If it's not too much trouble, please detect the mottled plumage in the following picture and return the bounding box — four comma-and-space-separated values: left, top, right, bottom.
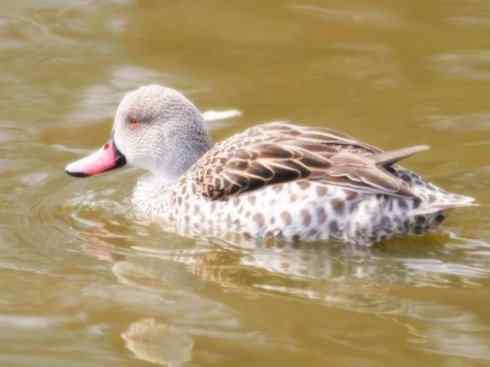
66, 85, 476, 246
133, 120, 475, 246
193, 123, 426, 200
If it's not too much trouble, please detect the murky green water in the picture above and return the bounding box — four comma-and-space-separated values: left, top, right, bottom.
1, 1, 490, 365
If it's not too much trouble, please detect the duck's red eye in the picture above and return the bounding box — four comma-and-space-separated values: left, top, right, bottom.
129, 118, 140, 130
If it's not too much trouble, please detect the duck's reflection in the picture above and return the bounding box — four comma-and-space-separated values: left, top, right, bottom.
121, 318, 193, 367
79, 221, 490, 365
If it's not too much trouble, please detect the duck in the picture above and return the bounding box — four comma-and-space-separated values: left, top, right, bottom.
65, 84, 475, 246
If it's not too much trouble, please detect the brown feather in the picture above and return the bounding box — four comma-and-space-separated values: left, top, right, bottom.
191, 122, 421, 200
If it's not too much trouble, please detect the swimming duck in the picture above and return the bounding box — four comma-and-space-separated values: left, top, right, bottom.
65, 85, 475, 245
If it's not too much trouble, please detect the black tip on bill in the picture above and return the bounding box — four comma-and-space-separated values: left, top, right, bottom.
65, 169, 89, 178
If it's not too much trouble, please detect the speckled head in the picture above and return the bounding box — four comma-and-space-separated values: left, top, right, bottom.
65, 85, 213, 181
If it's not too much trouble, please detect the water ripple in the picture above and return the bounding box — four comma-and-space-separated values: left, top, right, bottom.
431, 51, 490, 81
289, 4, 403, 29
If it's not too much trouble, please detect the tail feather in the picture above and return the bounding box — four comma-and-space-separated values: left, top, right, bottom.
410, 194, 477, 216
373, 145, 430, 166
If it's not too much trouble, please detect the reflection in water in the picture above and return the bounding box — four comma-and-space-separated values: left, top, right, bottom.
122, 318, 193, 367
108, 258, 270, 365
73, 206, 490, 364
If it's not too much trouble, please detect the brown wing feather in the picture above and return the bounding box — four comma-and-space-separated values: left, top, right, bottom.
192, 122, 422, 200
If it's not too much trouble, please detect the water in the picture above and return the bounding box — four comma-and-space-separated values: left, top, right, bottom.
1, 1, 490, 366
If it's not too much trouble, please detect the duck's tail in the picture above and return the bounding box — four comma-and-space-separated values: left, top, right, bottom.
373, 145, 431, 166
371, 144, 477, 216
410, 192, 477, 216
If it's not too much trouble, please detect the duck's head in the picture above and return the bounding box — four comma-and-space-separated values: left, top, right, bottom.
65, 85, 212, 181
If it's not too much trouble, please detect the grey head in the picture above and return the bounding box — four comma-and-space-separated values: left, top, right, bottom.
65, 85, 213, 181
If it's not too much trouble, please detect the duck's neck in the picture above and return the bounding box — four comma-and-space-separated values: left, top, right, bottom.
153, 137, 213, 183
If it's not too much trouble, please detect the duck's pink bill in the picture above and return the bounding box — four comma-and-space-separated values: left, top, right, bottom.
65, 141, 126, 177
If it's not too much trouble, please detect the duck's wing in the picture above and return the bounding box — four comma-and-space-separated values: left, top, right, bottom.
193, 122, 428, 200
